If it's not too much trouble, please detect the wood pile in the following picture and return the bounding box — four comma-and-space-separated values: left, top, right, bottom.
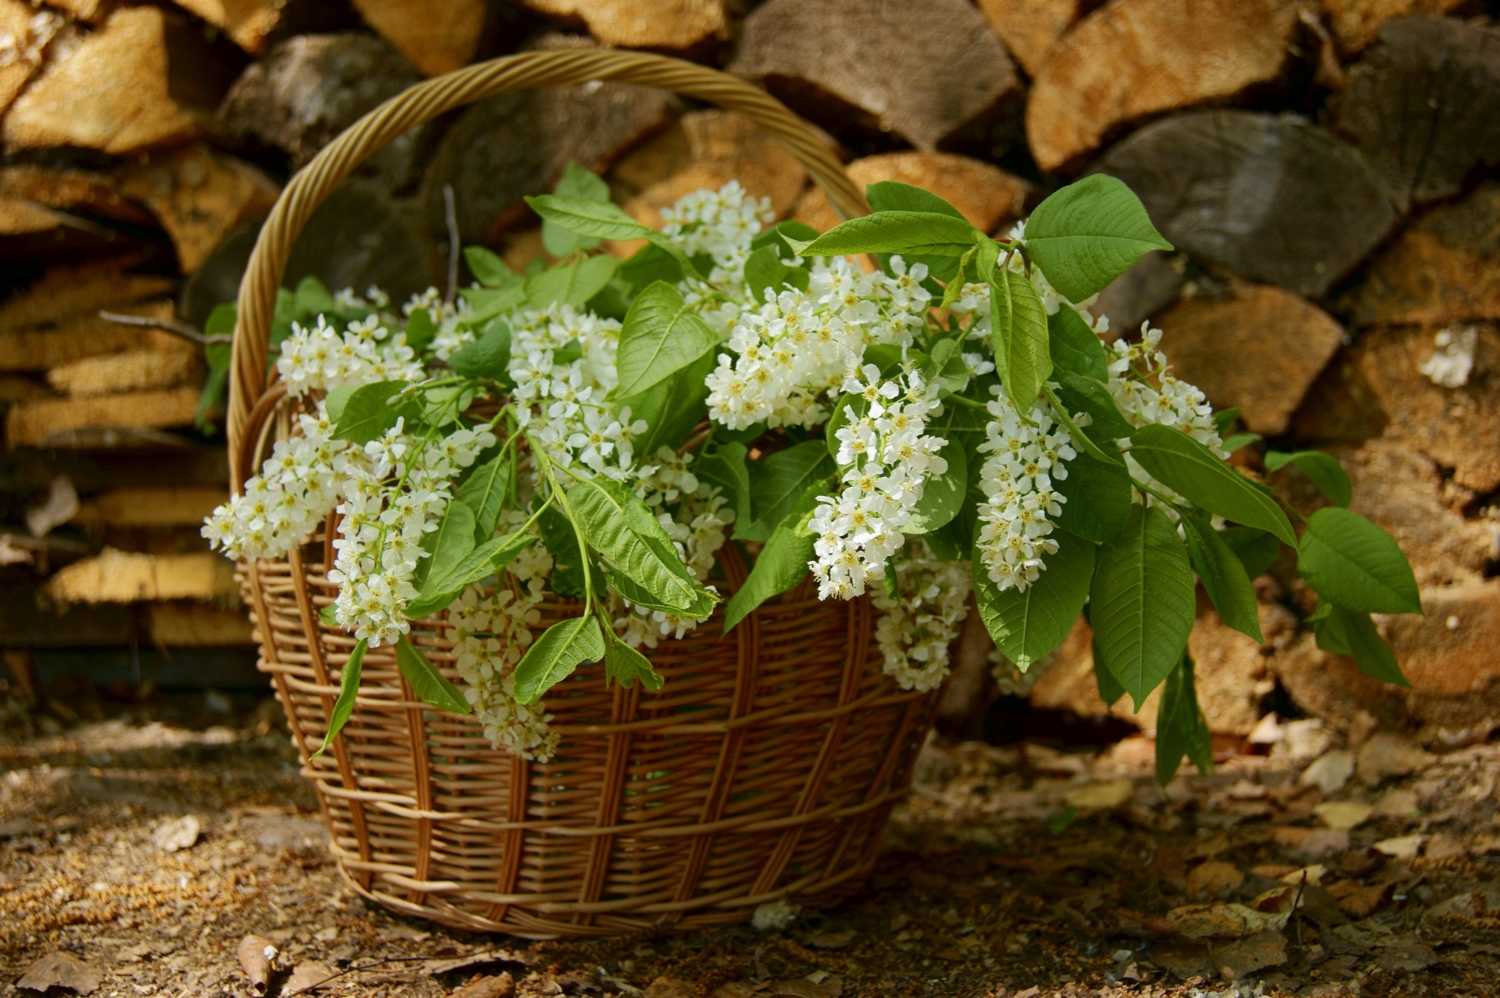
0, 0, 1495, 744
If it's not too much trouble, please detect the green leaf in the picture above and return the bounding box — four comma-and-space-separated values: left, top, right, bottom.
538, 504, 586, 598
1316, 605, 1410, 686
603, 632, 663, 691
567, 477, 717, 618
1129, 425, 1296, 545
1056, 453, 1132, 544
1023, 174, 1174, 302
1090, 503, 1196, 708
989, 266, 1051, 414
866, 181, 966, 219
1223, 432, 1261, 453
1266, 450, 1352, 507
525, 255, 619, 309
513, 615, 605, 704
542, 163, 612, 256
612, 281, 721, 399
404, 308, 436, 352
413, 500, 477, 592
923, 338, 971, 395
1094, 654, 1126, 707
746, 441, 835, 541
974, 533, 1095, 671
799, 210, 979, 258
332, 381, 419, 444
196, 340, 231, 431
617, 241, 685, 292
907, 438, 966, 534
449, 318, 511, 379
619, 348, 714, 457
319, 604, 338, 627
456, 450, 515, 538
695, 442, 752, 530
744, 244, 809, 302
1181, 513, 1264, 643
1054, 373, 1133, 449
460, 284, 527, 325
525, 194, 651, 241
293, 275, 335, 317
1155, 655, 1213, 784
751, 220, 820, 254
395, 637, 471, 714
1048, 307, 1110, 381
315, 638, 366, 757
463, 246, 520, 288
1297, 507, 1421, 615
407, 531, 533, 618
1223, 527, 1281, 580
724, 523, 815, 633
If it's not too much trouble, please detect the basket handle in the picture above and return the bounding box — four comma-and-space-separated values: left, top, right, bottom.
228, 49, 869, 486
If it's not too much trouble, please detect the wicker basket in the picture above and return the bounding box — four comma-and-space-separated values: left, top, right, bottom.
228, 50, 939, 938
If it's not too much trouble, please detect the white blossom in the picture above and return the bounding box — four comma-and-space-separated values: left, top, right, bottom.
872, 544, 971, 692
1419, 324, 1477, 388
275, 314, 423, 398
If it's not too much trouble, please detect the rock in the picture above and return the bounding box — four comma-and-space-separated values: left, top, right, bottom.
1186, 860, 1245, 897
1092, 254, 1186, 334
1315, 801, 1374, 830
1271, 634, 1408, 735
423, 76, 677, 246
449, 974, 516, 998
75, 486, 224, 527
239, 813, 326, 855
350, 0, 485, 76
16, 950, 101, 995
237, 934, 276, 994
218, 33, 427, 188
1379, 580, 1500, 727
1158, 282, 1345, 434
119, 144, 279, 272
794, 151, 1031, 234
1300, 749, 1356, 793
172, 0, 286, 53
152, 813, 201, 852
731, 0, 1022, 152
38, 0, 109, 21
611, 110, 809, 233
46, 348, 202, 397
1279, 718, 1335, 762
1345, 182, 1500, 328
2, 6, 233, 154
977, 0, 1079, 77
1321, 0, 1465, 52
1099, 111, 1399, 298
1293, 325, 1500, 494
1329, 17, 1500, 210
1025, 0, 1307, 172
6, 386, 203, 448
519, 0, 726, 50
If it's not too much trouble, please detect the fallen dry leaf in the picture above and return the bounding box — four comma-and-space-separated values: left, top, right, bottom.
284, 960, 336, 995
1214, 928, 1288, 978
1315, 801, 1374, 831
1065, 779, 1133, 810
1185, 860, 1244, 897
236, 934, 276, 994
450, 973, 516, 998
1300, 749, 1355, 794
1164, 902, 1287, 939
16, 951, 102, 995
1375, 833, 1427, 858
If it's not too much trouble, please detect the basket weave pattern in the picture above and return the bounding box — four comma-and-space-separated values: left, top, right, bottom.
231, 51, 937, 937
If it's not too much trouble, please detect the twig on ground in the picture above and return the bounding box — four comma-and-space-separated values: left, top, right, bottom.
97, 310, 229, 346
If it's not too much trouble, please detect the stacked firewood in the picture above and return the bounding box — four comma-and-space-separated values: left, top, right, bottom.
1, 0, 1496, 742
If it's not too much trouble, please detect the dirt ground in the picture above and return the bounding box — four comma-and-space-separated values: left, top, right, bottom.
2, 691, 1498, 998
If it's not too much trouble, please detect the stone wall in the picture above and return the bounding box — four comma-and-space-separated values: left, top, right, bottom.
0, 0, 1495, 740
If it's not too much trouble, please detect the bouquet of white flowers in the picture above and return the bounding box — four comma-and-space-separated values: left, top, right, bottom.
206, 167, 1420, 782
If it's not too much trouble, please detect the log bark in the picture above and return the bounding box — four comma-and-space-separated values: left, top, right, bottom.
977, 0, 1079, 77
794, 152, 1031, 235
519, 0, 727, 50
0, 302, 183, 372
46, 348, 202, 398
1320, 0, 1465, 52
43, 547, 236, 603
6, 386, 201, 448
349, 0, 485, 76
119, 145, 279, 272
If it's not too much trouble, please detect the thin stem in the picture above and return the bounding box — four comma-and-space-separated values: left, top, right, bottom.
442, 184, 460, 306
98, 310, 228, 346
532, 446, 593, 612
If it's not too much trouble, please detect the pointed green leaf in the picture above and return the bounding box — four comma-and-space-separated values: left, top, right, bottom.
395, 637, 470, 714
1048, 307, 1110, 381
1155, 654, 1213, 784
745, 441, 835, 542
513, 615, 605, 704
538, 504, 586, 598
695, 442, 752, 530
866, 181, 966, 218
1053, 373, 1134, 450
525, 194, 651, 241
1129, 425, 1296, 544
1181, 513, 1264, 643
316, 638, 366, 757
525, 254, 619, 308
990, 266, 1051, 414
907, 438, 967, 534
456, 450, 515, 539
1316, 605, 1410, 686
406, 531, 533, 619
603, 632, 663, 691
1266, 450, 1352, 507
413, 500, 476, 592
1223, 526, 1281, 580
449, 318, 511, 379
1023, 174, 1173, 302
1090, 503, 1196, 708
724, 524, 814, 634
973, 533, 1095, 672
463, 246, 521, 288
542, 163, 612, 256
1094, 653, 1126, 707
612, 281, 722, 399
1298, 507, 1421, 614
332, 380, 419, 443
799, 210, 979, 257
1056, 453, 1132, 544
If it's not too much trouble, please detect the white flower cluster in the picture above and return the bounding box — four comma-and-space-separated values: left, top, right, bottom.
326, 422, 495, 646
810, 366, 947, 600
202, 405, 350, 561
448, 529, 559, 761
276, 314, 423, 398
507, 305, 643, 482
1419, 324, 1477, 388
975, 389, 1078, 593
871, 544, 971, 692
659, 180, 772, 275
706, 257, 932, 430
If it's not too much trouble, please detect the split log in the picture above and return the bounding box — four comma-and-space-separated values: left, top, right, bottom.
1320, 0, 1465, 52
1157, 282, 1346, 434
46, 348, 202, 398
1293, 323, 1500, 493
794, 151, 1031, 234
76, 487, 225, 528
0, 375, 51, 403
1099, 111, 1398, 298
1345, 182, 1500, 327
1, 165, 155, 227
0, 301, 183, 372
0, 591, 136, 646
43, 547, 236, 603
5, 385, 202, 448
1092, 254, 1186, 333
0, 259, 172, 333
2, 6, 233, 155
977, 0, 1079, 77
171, 0, 286, 54
731, 0, 1021, 151
1329, 16, 1500, 211
218, 33, 426, 188
37, 0, 109, 22
146, 603, 253, 646
349, 0, 485, 76
119, 144, 279, 272
519, 0, 727, 50
1026, 0, 1307, 172
0, 1, 67, 117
